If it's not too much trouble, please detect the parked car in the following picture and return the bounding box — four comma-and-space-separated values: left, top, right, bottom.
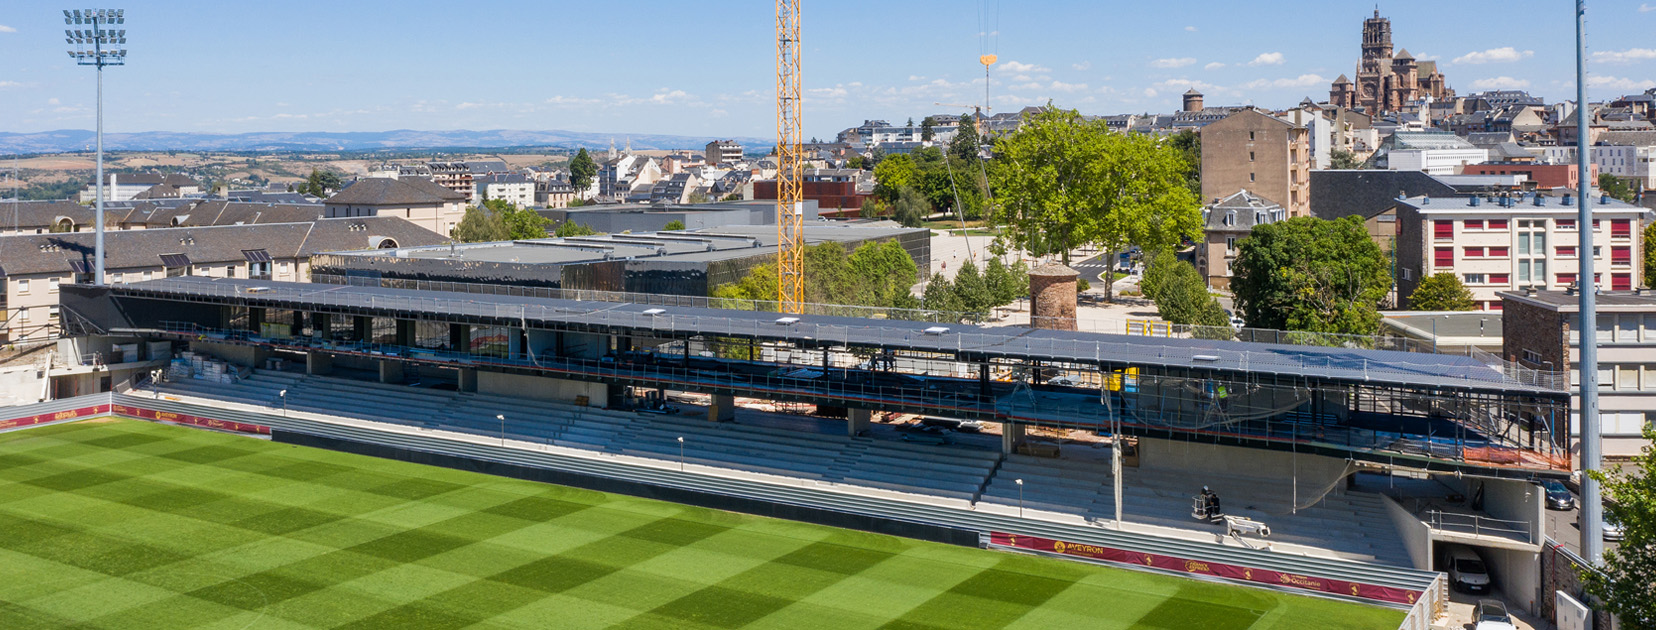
1445, 545, 1493, 594
1473, 599, 1517, 630
1603, 512, 1624, 542
1540, 479, 1576, 510
919, 417, 985, 433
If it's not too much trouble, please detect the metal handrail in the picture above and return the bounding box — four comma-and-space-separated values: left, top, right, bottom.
1425, 509, 1533, 543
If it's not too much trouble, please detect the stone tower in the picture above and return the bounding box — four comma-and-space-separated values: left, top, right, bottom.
1361, 10, 1392, 61
1182, 88, 1204, 113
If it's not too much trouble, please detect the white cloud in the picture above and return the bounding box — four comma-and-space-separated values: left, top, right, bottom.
545, 95, 601, 106
1049, 80, 1089, 93
1247, 52, 1285, 67
0, 25, 15, 33
1184, 26, 1197, 32
1588, 76, 1656, 91
47, 98, 59, 105
999, 60, 1049, 74
0, 81, 22, 88
1241, 74, 1328, 90
1151, 57, 1197, 69
1641, 3, 1655, 12
1452, 47, 1534, 65
1470, 77, 1532, 90
1592, 48, 1656, 64
1072, 61, 1091, 71
1143, 88, 1158, 98
1204, 62, 1226, 71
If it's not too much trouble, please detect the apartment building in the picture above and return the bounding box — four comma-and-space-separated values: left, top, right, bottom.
1503, 289, 1656, 458
1394, 191, 1651, 310
705, 140, 744, 166
475, 173, 536, 208
77, 173, 200, 203
323, 177, 468, 237
0, 217, 445, 343
1196, 190, 1287, 289
1200, 109, 1312, 217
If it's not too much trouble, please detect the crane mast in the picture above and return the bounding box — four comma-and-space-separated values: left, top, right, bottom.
775, 0, 804, 313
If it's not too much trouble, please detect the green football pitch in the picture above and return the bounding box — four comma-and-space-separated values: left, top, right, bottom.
0, 419, 1405, 629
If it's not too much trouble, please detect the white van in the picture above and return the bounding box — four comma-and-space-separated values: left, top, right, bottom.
1445, 546, 1492, 594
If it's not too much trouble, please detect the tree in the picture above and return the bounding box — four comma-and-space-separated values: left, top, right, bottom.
569, 148, 598, 198
846, 155, 865, 170
920, 116, 937, 142
1330, 149, 1364, 170
1582, 425, 1656, 629
1231, 215, 1391, 336
984, 258, 1027, 306
711, 240, 921, 312
663, 220, 686, 231
1407, 273, 1476, 311
297, 168, 343, 197
554, 221, 598, 237
950, 114, 981, 161
1142, 249, 1228, 328
452, 206, 509, 243
952, 261, 994, 317
1646, 222, 1656, 289
873, 154, 918, 202
1600, 173, 1638, 203
989, 104, 1203, 301
484, 199, 551, 240
1167, 129, 1201, 195
893, 186, 929, 227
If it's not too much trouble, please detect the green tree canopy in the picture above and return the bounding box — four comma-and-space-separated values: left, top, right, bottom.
1646, 222, 1656, 289
1167, 129, 1201, 195
452, 206, 509, 243
893, 186, 930, 228
989, 104, 1203, 301
663, 220, 686, 231
554, 220, 598, 237
1142, 249, 1228, 328
873, 154, 918, 202
297, 169, 344, 198
1231, 215, 1391, 336
920, 116, 936, 142
454, 200, 551, 242
711, 240, 920, 311
1583, 425, 1656, 628
1329, 149, 1364, 170
950, 114, 982, 161
1407, 273, 1476, 311
569, 148, 598, 197
1600, 173, 1638, 203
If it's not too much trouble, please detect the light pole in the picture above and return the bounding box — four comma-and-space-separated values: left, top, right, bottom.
1015, 478, 1024, 518
496, 414, 506, 446
64, 9, 127, 286
1574, 0, 1604, 564
278, 389, 287, 417
677, 436, 685, 471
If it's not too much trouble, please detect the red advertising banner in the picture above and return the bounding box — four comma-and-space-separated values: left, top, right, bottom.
111, 404, 271, 435
0, 405, 111, 431
988, 532, 1421, 606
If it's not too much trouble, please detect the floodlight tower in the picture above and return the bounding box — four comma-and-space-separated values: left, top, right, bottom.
64, 8, 127, 286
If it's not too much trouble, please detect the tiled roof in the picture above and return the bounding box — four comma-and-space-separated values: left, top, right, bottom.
324, 177, 465, 206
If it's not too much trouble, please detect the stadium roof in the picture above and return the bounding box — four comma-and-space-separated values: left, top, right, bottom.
103, 276, 1564, 397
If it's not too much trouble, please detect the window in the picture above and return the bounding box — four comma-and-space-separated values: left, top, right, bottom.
1488, 246, 1509, 257
142, 271, 153, 282
1487, 301, 1504, 311
1464, 219, 1485, 230
111, 272, 123, 284
1613, 246, 1632, 265
1557, 218, 1577, 230
1434, 221, 1454, 240
1249, 131, 1256, 141
1557, 246, 1577, 258
1225, 236, 1237, 252
1613, 273, 1633, 291
1490, 273, 1510, 284
48, 278, 59, 293
1249, 151, 1255, 162
1464, 247, 1484, 257
1464, 274, 1486, 284
1488, 219, 1509, 230
1434, 247, 1454, 267
1523, 349, 1542, 364
47, 306, 58, 321
1612, 219, 1632, 238
16, 279, 28, 294
1618, 366, 1638, 390
1249, 172, 1255, 183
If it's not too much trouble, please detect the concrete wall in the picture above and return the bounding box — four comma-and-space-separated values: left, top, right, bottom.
1382, 494, 1434, 570
1137, 437, 1351, 488
0, 365, 45, 406
477, 371, 606, 407
1486, 546, 1543, 616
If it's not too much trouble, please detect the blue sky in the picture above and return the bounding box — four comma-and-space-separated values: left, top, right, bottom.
1, 0, 1654, 141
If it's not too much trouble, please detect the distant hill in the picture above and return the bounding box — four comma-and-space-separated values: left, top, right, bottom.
0, 129, 774, 154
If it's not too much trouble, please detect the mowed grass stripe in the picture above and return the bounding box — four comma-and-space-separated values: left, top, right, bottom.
0, 420, 1407, 629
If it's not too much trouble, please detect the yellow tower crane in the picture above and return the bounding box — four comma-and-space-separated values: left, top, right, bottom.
775, 0, 805, 313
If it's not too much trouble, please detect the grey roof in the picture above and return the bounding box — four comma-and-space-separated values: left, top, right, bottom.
115, 201, 324, 229
161, 173, 198, 187
463, 161, 510, 174
1501, 289, 1656, 312
132, 183, 180, 199
1205, 190, 1285, 232
0, 216, 445, 276
97, 173, 165, 186
1464, 132, 1515, 147
324, 177, 465, 206
1598, 131, 1656, 147
1385, 131, 1477, 151
0, 200, 97, 230
1309, 170, 1458, 221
